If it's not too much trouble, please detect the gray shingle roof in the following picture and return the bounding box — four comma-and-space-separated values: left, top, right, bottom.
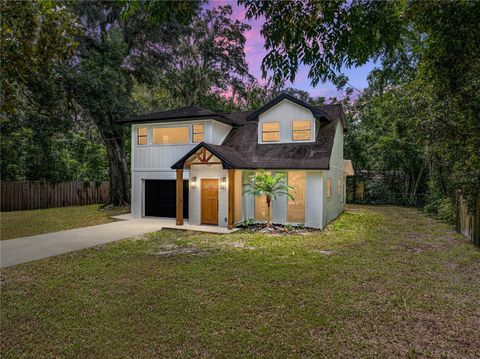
172, 104, 345, 170
119, 96, 346, 170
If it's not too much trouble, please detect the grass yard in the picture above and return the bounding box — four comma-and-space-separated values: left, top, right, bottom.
0, 204, 129, 240
1, 205, 479, 358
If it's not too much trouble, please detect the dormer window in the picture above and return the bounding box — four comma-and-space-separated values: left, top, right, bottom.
137, 127, 148, 145
192, 124, 204, 143
292, 120, 312, 141
262, 122, 280, 142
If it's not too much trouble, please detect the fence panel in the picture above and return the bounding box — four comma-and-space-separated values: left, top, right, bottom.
457, 195, 480, 247
0, 181, 110, 212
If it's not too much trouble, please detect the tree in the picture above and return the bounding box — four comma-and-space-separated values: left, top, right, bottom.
241, 0, 480, 212
243, 171, 293, 227
69, 0, 201, 205
134, 5, 253, 107
0, 0, 78, 114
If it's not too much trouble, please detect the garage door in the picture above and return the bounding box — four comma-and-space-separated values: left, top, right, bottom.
144, 180, 189, 218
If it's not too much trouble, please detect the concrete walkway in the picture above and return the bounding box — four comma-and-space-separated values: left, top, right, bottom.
1, 215, 237, 268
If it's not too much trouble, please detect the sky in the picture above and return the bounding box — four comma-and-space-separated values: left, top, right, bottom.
208, 0, 376, 99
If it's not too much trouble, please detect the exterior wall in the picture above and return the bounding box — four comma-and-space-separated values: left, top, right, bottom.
258, 99, 318, 144
188, 164, 229, 227
321, 121, 345, 227
239, 169, 324, 229
132, 120, 231, 171
130, 120, 231, 218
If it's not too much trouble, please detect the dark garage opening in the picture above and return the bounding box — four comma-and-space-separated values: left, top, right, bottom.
144, 180, 189, 218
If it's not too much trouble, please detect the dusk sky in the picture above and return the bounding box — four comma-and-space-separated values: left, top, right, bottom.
209, 0, 377, 99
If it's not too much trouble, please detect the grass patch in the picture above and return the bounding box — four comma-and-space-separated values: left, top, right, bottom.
0, 204, 129, 240
1, 205, 479, 358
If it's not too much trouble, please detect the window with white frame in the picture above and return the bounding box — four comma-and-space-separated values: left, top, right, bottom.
288, 171, 306, 223
326, 177, 332, 198
192, 123, 204, 143
255, 171, 271, 221
152, 127, 189, 144
262, 122, 280, 142
137, 127, 148, 145
292, 120, 311, 141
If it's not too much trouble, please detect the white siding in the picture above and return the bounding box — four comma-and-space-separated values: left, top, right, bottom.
321, 121, 345, 227
130, 119, 232, 218
240, 169, 323, 228
258, 99, 317, 144
211, 121, 232, 145
306, 171, 323, 228
131, 169, 189, 218
132, 120, 232, 171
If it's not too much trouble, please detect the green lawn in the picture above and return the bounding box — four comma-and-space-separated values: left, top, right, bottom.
1, 205, 479, 358
0, 204, 129, 240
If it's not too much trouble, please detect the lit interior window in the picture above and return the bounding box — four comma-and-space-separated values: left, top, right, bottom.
326, 178, 332, 198
137, 127, 148, 145
337, 177, 342, 195
292, 120, 312, 141
262, 122, 280, 142
288, 172, 306, 223
255, 171, 271, 221
193, 124, 204, 143
152, 127, 189, 144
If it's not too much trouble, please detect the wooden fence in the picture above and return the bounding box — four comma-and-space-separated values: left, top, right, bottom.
0, 181, 110, 212
457, 195, 480, 247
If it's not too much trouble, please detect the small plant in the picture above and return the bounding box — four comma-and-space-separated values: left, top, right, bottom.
283, 224, 294, 231
297, 223, 306, 229
241, 218, 255, 228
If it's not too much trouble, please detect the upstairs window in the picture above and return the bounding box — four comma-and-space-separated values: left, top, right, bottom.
292, 120, 312, 141
137, 127, 148, 145
192, 124, 204, 143
337, 177, 342, 195
153, 127, 189, 145
262, 122, 280, 142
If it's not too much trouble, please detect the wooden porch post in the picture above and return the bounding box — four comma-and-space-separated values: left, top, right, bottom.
228, 169, 235, 230
176, 169, 184, 225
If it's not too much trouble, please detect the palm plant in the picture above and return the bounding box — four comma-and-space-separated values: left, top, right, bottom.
243, 171, 294, 228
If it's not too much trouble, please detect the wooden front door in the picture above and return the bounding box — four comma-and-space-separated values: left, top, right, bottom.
201, 179, 218, 225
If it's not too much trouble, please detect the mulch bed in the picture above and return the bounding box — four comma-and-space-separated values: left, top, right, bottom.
237, 223, 319, 235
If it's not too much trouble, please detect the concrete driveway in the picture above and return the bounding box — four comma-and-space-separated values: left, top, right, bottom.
1, 215, 236, 268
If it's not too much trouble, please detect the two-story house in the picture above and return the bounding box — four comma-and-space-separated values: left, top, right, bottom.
120, 93, 353, 229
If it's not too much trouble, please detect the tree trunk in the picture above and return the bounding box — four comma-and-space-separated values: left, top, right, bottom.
104, 136, 130, 206
266, 196, 272, 228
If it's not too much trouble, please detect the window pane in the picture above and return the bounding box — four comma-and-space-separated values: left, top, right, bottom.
326, 178, 332, 198
193, 133, 204, 143
193, 124, 203, 133
292, 130, 311, 141
263, 122, 280, 132
292, 120, 311, 141
288, 172, 306, 223
293, 120, 311, 131
137, 128, 147, 145
337, 178, 342, 195
262, 131, 280, 142
153, 127, 189, 144
262, 122, 280, 142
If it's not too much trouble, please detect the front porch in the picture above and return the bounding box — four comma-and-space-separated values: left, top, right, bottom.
172, 143, 241, 230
